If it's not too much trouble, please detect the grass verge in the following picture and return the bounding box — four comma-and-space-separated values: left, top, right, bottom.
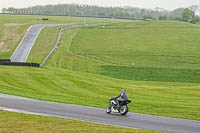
0, 111, 158, 133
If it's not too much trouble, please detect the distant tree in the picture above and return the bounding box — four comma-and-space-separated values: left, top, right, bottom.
44, 11, 51, 15
108, 12, 114, 17
174, 17, 182, 21
113, 8, 120, 17
141, 9, 146, 17
119, 12, 124, 17
143, 14, 153, 19
181, 8, 192, 22
123, 11, 130, 18
65, 11, 69, 16
4, 4, 190, 21
7, 7, 15, 13
130, 14, 135, 19
188, 15, 199, 24
1, 8, 7, 13
98, 12, 106, 17
76, 11, 82, 16
159, 15, 167, 20
189, 5, 198, 18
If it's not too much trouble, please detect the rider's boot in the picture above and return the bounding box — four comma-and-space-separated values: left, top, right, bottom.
115, 104, 120, 110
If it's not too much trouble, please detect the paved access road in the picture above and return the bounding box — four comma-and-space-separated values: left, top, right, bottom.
10, 24, 69, 62
0, 94, 199, 133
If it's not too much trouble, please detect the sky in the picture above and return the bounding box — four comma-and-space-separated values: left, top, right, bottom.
0, 0, 199, 11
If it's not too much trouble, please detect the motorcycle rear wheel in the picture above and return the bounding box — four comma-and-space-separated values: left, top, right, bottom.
119, 105, 128, 115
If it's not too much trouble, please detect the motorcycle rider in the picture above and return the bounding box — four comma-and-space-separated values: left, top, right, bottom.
114, 89, 128, 109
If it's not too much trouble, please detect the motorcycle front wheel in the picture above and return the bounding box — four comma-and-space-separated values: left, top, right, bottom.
106, 106, 111, 114
119, 105, 128, 115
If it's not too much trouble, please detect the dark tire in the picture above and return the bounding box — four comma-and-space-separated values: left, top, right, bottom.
106, 106, 111, 114
119, 105, 128, 115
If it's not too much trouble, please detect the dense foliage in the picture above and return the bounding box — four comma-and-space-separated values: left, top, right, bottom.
2, 4, 199, 22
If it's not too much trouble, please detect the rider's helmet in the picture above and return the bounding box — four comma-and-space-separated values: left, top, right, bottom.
122, 89, 126, 93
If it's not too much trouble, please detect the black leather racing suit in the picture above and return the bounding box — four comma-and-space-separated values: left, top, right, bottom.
114, 92, 128, 106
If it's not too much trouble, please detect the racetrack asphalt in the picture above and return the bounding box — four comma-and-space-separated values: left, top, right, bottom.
10, 24, 70, 62
0, 93, 199, 133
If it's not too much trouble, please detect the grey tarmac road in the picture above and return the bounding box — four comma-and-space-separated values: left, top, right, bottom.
0, 94, 199, 133
10, 24, 70, 62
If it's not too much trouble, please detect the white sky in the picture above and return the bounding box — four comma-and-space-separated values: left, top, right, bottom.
0, 0, 199, 11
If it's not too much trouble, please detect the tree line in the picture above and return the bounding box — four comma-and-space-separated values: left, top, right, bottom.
1, 4, 199, 23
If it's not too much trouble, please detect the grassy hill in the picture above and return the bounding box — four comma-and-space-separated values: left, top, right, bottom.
72, 21, 200, 70
44, 21, 200, 83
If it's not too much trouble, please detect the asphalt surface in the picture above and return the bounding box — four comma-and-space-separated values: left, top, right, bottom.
0, 94, 199, 133
10, 24, 69, 62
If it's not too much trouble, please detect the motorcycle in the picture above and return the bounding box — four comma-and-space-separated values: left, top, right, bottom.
106, 98, 131, 115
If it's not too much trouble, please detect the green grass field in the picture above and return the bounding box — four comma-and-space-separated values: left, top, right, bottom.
0, 66, 200, 121
69, 22, 200, 83
0, 111, 157, 133
0, 15, 200, 126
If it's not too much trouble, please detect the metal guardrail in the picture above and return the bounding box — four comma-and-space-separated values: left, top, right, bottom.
0, 59, 40, 67
0, 59, 11, 62
40, 27, 64, 67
